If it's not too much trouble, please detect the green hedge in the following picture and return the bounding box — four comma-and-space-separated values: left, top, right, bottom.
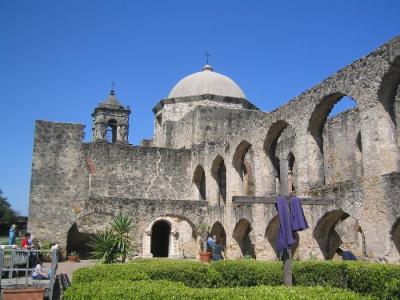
71, 260, 400, 298
64, 280, 367, 300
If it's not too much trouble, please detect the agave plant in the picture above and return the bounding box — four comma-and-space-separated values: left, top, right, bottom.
110, 213, 134, 263
88, 227, 118, 264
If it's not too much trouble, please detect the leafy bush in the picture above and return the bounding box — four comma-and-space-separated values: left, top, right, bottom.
88, 228, 118, 264
88, 213, 134, 264
64, 280, 366, 300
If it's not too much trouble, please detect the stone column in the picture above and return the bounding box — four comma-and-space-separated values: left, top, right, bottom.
142, 231, 153, 258
359, 104, 399, 177
169, 231, 180, 258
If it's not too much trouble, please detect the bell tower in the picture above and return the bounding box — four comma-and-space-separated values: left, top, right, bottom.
92, 85, 131, 143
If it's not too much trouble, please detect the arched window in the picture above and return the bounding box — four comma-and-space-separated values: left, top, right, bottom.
211, 156, 226, 205
233, 141, 255, 196
308, 94, 361, 185
106, 119, 117, 143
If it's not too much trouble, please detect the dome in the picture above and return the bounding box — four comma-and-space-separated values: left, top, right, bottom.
168, 65, 246, 99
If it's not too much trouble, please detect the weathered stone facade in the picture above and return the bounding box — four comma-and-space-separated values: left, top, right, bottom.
29, 36, 400, 262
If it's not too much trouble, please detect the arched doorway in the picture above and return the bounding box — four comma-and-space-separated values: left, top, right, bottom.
66, 223, 95, 259
151, 220, 171, 257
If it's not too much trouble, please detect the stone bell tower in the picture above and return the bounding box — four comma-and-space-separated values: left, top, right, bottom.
92, 86, 131, 143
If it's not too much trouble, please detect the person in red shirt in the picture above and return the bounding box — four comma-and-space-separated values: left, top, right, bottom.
21, 233, 32, 249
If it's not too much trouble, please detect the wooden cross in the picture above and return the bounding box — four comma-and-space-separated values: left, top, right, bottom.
233, 159, 334, 286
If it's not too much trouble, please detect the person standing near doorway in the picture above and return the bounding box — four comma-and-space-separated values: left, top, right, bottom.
8, 224, 17, 245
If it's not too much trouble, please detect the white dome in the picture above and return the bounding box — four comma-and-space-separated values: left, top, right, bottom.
168, 65, 246, 99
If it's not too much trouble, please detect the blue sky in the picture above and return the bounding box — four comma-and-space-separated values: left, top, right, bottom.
1, 0, 399, 215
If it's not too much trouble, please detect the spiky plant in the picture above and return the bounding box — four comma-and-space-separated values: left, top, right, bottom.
110, 213, 134, 262
88, 228, 118, 264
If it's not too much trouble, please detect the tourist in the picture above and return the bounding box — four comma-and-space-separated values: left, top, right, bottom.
336, 248, 357, 261
212, 238, 224, 261
32, 260, 49, 280
21, 232, 32, 249
206, 234, 215, 252
8, 224, 17, 245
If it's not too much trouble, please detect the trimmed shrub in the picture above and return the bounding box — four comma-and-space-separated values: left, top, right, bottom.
293, 261, 348, 288
71, 259, 400, 298
64, 280, 367, 300
345, 262, 400, 298
210, 260, 282, 287
73, 263, 149, 284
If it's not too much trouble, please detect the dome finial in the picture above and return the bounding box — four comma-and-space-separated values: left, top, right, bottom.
110, 82, 115, 96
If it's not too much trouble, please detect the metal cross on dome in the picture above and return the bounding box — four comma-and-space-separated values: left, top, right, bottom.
204, 51, 211, 65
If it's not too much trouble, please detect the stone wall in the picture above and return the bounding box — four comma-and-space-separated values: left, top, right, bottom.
84, 143, 194, 200
28, 121, 87, 249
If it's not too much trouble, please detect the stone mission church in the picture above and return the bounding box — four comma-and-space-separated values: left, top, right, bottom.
29, 36, 400, 262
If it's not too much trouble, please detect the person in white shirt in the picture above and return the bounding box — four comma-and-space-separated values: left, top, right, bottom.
32, 261, 48, 280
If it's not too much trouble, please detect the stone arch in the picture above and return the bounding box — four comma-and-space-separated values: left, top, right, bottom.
232, 219, 256, 258
313, 210, 365, 260
193, 165, 206, 200
307, 93, 359, 185
265, 216, 299, 259
264, 120, 293, 194
379, 55, 400, 153
151, 220, 171, 257
210, 221, 226, 247
232, 141, 255, 196
378, 55, 400, 124
211, 155, 227, 205
106, 119, 117, 143
391, 218, 400, 255
71, 212, 115, 258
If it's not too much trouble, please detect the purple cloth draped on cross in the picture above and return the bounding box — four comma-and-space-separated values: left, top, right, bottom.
276, 197, 308, 253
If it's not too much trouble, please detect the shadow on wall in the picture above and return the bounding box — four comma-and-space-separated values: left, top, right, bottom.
392, 218, 400, 255
232, 219, 256, 259
193, 165, 207, 201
